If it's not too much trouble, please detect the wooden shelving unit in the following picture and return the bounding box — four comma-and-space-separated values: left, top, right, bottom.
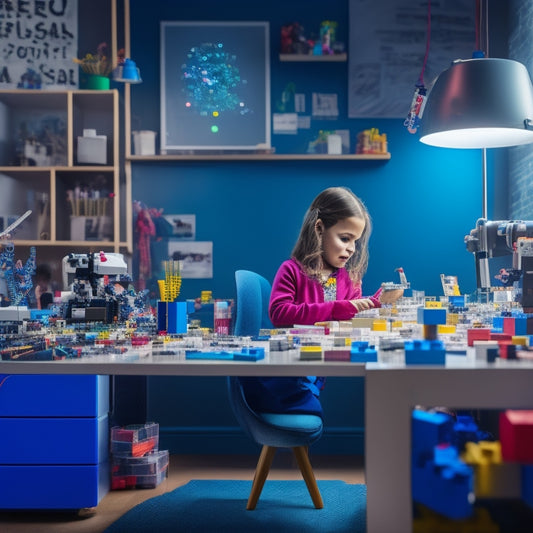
0, 89, 126, 261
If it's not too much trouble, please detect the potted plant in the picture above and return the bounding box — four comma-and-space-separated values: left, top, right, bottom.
73, 43, 115, 89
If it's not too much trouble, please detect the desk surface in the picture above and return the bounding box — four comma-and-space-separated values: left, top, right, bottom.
0, 350, 366, 376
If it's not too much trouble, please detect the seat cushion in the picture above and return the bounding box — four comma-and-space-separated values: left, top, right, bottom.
259, 413, 323, 432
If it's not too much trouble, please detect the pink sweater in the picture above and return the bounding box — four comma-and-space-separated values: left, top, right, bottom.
269, 258, 381, 327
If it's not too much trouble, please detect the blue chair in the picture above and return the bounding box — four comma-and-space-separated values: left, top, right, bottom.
230, 270, 323, 509
227, 376, 324, 509
234, 270, 273, 337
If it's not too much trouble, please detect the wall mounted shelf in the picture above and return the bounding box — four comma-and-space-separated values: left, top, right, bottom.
279, 53, 347, 62
127, 153, 390, 162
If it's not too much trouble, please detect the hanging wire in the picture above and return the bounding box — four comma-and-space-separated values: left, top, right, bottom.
404, 0, 431, 134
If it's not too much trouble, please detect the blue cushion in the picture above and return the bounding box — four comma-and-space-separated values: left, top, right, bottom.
259, 413, 323, 432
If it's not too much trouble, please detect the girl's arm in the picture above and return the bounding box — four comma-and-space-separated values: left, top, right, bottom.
269, 261, 371, 327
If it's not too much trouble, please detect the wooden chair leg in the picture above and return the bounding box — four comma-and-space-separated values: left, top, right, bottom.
292, 446, 324, 509
247, 445, 277, 510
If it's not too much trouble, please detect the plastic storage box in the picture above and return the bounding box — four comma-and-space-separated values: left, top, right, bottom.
111, 450, 169, 489
111, 422, 159, 457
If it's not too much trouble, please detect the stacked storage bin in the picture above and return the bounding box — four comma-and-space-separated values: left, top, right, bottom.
110, 422, 169, 489
0, 375, 110, 509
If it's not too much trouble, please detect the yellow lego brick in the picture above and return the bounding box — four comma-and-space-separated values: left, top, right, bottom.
447, 313, 459, 325
462, 441, 521, 499
424, 301, 443, 308
413, 505, 499, 533
372, 319, 388, 331
391, 320, 403, 329
300, 346, 322, 352
512, 335, 529, 346
438, 324, 456, 334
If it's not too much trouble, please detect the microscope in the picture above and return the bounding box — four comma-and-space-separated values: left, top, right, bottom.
465, 219, 533, 311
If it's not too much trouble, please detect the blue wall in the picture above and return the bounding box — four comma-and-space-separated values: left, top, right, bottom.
129, 0, 505, 301
127, 0, 509, 454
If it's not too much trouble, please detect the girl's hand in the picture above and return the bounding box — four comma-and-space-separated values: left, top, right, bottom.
350, 298, 375, 313
379, 288, 404, 305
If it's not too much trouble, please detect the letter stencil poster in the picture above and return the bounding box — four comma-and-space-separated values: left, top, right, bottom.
0, 0, 78, 89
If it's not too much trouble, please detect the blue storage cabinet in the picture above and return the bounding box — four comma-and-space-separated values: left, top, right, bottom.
0, 374, 110, 509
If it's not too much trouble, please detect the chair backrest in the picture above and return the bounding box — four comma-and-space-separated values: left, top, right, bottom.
234, 270, 273, 337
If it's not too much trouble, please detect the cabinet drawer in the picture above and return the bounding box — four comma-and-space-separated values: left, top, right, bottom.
0, 375, 109, 416
0, 415, 109, 464
0, 463, 109, 509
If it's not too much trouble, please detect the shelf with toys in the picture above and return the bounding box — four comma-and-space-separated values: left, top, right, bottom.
0, 90, 127, 254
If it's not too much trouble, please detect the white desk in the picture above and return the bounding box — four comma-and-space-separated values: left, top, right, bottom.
0, 351, 366, 377
365, 359, 533, 533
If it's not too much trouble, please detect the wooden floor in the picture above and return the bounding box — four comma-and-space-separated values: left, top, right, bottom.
0, 453, 365, 533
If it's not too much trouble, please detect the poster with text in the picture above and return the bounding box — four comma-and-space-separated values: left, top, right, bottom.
348, 0, 475, 118
0, 0, 78, 89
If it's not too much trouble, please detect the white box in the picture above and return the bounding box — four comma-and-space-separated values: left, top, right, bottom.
77, 130, 107, 164
327, 134, 342, 155
70, 216, 112, 241
132, 130, 156, 155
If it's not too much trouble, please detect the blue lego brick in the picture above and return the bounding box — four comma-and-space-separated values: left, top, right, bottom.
233, 347, 265, 361
523, 464, 533, 508
405, 339, 445, 365
412, 409, 455, 463
0, 375, 109, 417
185, 350, 234, 360
412, 449, 474, 520
417, 307, 447, 325
448, 295, 466, 307
492, 316, 504, 333
157, 301, 187, 334
350, 340, 378, 362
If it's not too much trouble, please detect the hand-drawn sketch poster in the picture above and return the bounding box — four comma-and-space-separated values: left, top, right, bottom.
348, 0, 475, 118
0, 0, 78, 89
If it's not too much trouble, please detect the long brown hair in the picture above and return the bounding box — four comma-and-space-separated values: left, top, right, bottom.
291, 187, 371, 283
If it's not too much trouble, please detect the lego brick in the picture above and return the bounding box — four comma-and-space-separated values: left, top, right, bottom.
462, 441, 521, 499
467, 328, 491, 346
500, 410, 533, 463
0, 375, 109, 417
473, 341, 499, 362
522, 464, 533, 508
350, 341, 377, 362
0, 414, 108, 464
412, 409, 455, 463
324, 349, 351, 361
417, 307, 447, 325
405, 339, 445, 365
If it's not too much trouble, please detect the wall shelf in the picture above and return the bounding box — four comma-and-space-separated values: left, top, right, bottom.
279, 53, 347, 62
127, 153, 390, 162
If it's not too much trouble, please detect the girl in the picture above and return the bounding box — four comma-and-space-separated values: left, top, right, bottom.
241, 187, 397, 418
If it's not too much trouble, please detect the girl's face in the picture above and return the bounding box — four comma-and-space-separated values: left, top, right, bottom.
318, 216, 365, 270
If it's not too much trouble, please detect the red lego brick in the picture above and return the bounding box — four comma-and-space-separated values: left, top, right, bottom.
500, 410, 533, 463
467, 328, 491, 347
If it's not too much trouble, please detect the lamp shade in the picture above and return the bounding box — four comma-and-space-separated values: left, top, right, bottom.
420, 58, 533, 148
112, 58, 142, 84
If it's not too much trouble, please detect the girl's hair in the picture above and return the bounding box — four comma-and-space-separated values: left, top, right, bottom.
291, 187, 371, 283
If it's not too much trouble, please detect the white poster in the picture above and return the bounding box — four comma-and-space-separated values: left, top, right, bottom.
348, 0, 475, 118
0, 0, 78, 89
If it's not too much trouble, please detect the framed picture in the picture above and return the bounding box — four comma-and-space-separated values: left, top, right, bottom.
161, 214, 196, 240
168, 241, 213, 279
160, 21, 270, 152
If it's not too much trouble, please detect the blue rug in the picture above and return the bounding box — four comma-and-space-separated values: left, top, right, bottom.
104, 480, 366, 532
